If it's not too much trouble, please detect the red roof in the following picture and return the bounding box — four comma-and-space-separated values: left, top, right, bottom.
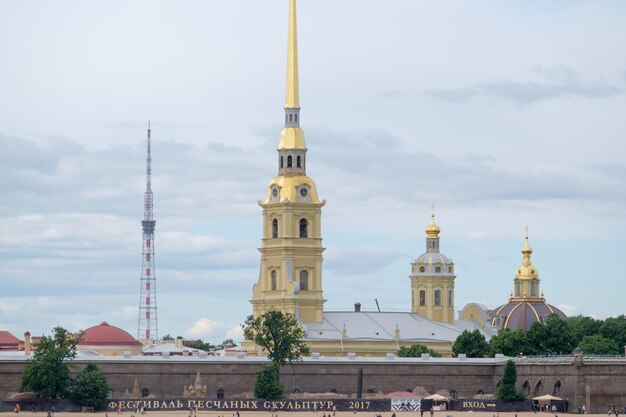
79, 322, 141, 346
0, 331, 21, 349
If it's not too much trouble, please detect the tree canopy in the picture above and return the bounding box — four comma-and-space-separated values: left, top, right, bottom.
453, 329, 489, 358
496, 360, 524, 401
242, 310, 310, 366
20, 326, 82, 399
69, 363, 109, 408
397, 344, 441, 358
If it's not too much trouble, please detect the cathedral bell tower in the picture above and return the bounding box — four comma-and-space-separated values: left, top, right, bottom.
409, 212, 456, 325
250, 0, 326, 323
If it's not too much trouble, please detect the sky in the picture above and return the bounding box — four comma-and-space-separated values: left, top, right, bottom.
1, 1, 625, 344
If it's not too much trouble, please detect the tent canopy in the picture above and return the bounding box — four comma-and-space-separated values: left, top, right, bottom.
424, 394, 449, 402
533, 394, 563, 402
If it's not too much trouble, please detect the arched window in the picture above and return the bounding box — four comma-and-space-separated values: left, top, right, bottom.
530, 281, 536, 297
435, 266, 441, 273
272, 219, 278, 238
477, 390, 484, 395
300, 270, 308, 290
280, 156, 284, 168
287, 155, 293, 167
516, 280, 522, 297
448, 289, 453, 307
271, 270, 277, 290
289, 114, 293, 122
295, 114, 298, 122
296, 155, 301, 168
521, 381, 530, 396
534, 380, 543, 396
434, 289, 441, 306
419, 290, 426, 306
299, 218, 308, 238
553, 381, 562, 396
450, 390, 458, 400
217, 389, 224, 399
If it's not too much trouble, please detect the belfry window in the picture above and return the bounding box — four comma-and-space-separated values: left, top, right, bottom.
448, 289, 452, 307
287, 155, 293, 167
299, 218, 308, 238
271, 270, 277, 290
296, 155, 301, 168
530, 281, 536, 297
419, 290, 425, 306
295, 114, 298, 122
280, 156, 284, 168
434, 289, 441, 306
300, 270, 308, 290
272, 219, 278, 238
435, 266, 441, 273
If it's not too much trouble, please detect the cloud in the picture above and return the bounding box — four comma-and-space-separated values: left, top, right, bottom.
184, 318, 228, 340
325, 246, 403, 275
557, 304, 578, 316
418, 66, 623, 104
225, 325, 244, 342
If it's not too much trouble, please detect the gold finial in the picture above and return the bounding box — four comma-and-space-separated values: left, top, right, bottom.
425, 205, 441, 238
285, 0, 300, 109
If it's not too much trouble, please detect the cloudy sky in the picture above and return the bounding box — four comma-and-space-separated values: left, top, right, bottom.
1, 1, 625, 344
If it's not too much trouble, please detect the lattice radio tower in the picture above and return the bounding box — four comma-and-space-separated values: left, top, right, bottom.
138, 122, 158, 342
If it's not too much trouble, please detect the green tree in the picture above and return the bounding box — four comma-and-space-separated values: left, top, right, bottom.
69, 363, 109, 409
452, 329, 489, 358
184, 339, 215, 351
161, 334, 175, 341
566, 315, 601, 347
599, 315, 626, 349
488, 328, 529, 357
578, 334, 620, 355
20, 326, 82, 399
243, 310, 309, 400
527, 315, 573, 354
242, 310, 310, 367
254, 363, 285, 400
496, 360, 524, 401
221, 338, 237, 347
397, 344, 441, 358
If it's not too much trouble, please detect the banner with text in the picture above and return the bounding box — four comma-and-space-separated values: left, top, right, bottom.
107, 399, 391, 412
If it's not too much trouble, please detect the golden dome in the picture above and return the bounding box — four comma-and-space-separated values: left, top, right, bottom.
264, 174, 321, 204
425, 213, 441, 238
278, 127, 306, 150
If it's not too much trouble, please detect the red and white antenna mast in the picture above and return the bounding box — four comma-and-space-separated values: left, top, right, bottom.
138, 121, 158, 342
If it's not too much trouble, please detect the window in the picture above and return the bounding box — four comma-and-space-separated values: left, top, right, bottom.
419, 266, 425, 273
450, 390, 457, 400
271, 270, 277, 290
272, 219, 278, 238
287, 155, 293, 167
435, 266, 441, 273
300, 270, 308, 290
280, 156, 284, 168
289, 114, 293, 122
534, 381, 543, 396
295, 114, 298, 122
530, 281, 536, 297
434, 289, 441, 306
553, 381, 562, 396
521, 381, 530, 396
299, 218, 308, 238
419, 290, 426, 306
516, 280, 521, 297
217, 389, 224, 399
477, 390, 484, 395
296, 155, 301, 168
448, 289, 453, 307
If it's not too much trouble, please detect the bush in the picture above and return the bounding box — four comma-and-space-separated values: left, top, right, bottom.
69, 364, 109, 409
254, 364, 284, 400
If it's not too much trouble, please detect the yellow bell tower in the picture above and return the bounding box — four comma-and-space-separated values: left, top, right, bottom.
250, 0, 326, 323
409, 211, 456, 325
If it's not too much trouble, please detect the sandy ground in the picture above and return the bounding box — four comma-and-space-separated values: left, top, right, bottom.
0, 412, 603, 417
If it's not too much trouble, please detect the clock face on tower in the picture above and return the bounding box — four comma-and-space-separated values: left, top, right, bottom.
299, 187, 308, 197
272, 187, 279, 198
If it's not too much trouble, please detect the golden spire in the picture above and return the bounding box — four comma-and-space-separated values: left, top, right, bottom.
285, 0, 300, 109
521, 226, 533, 266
